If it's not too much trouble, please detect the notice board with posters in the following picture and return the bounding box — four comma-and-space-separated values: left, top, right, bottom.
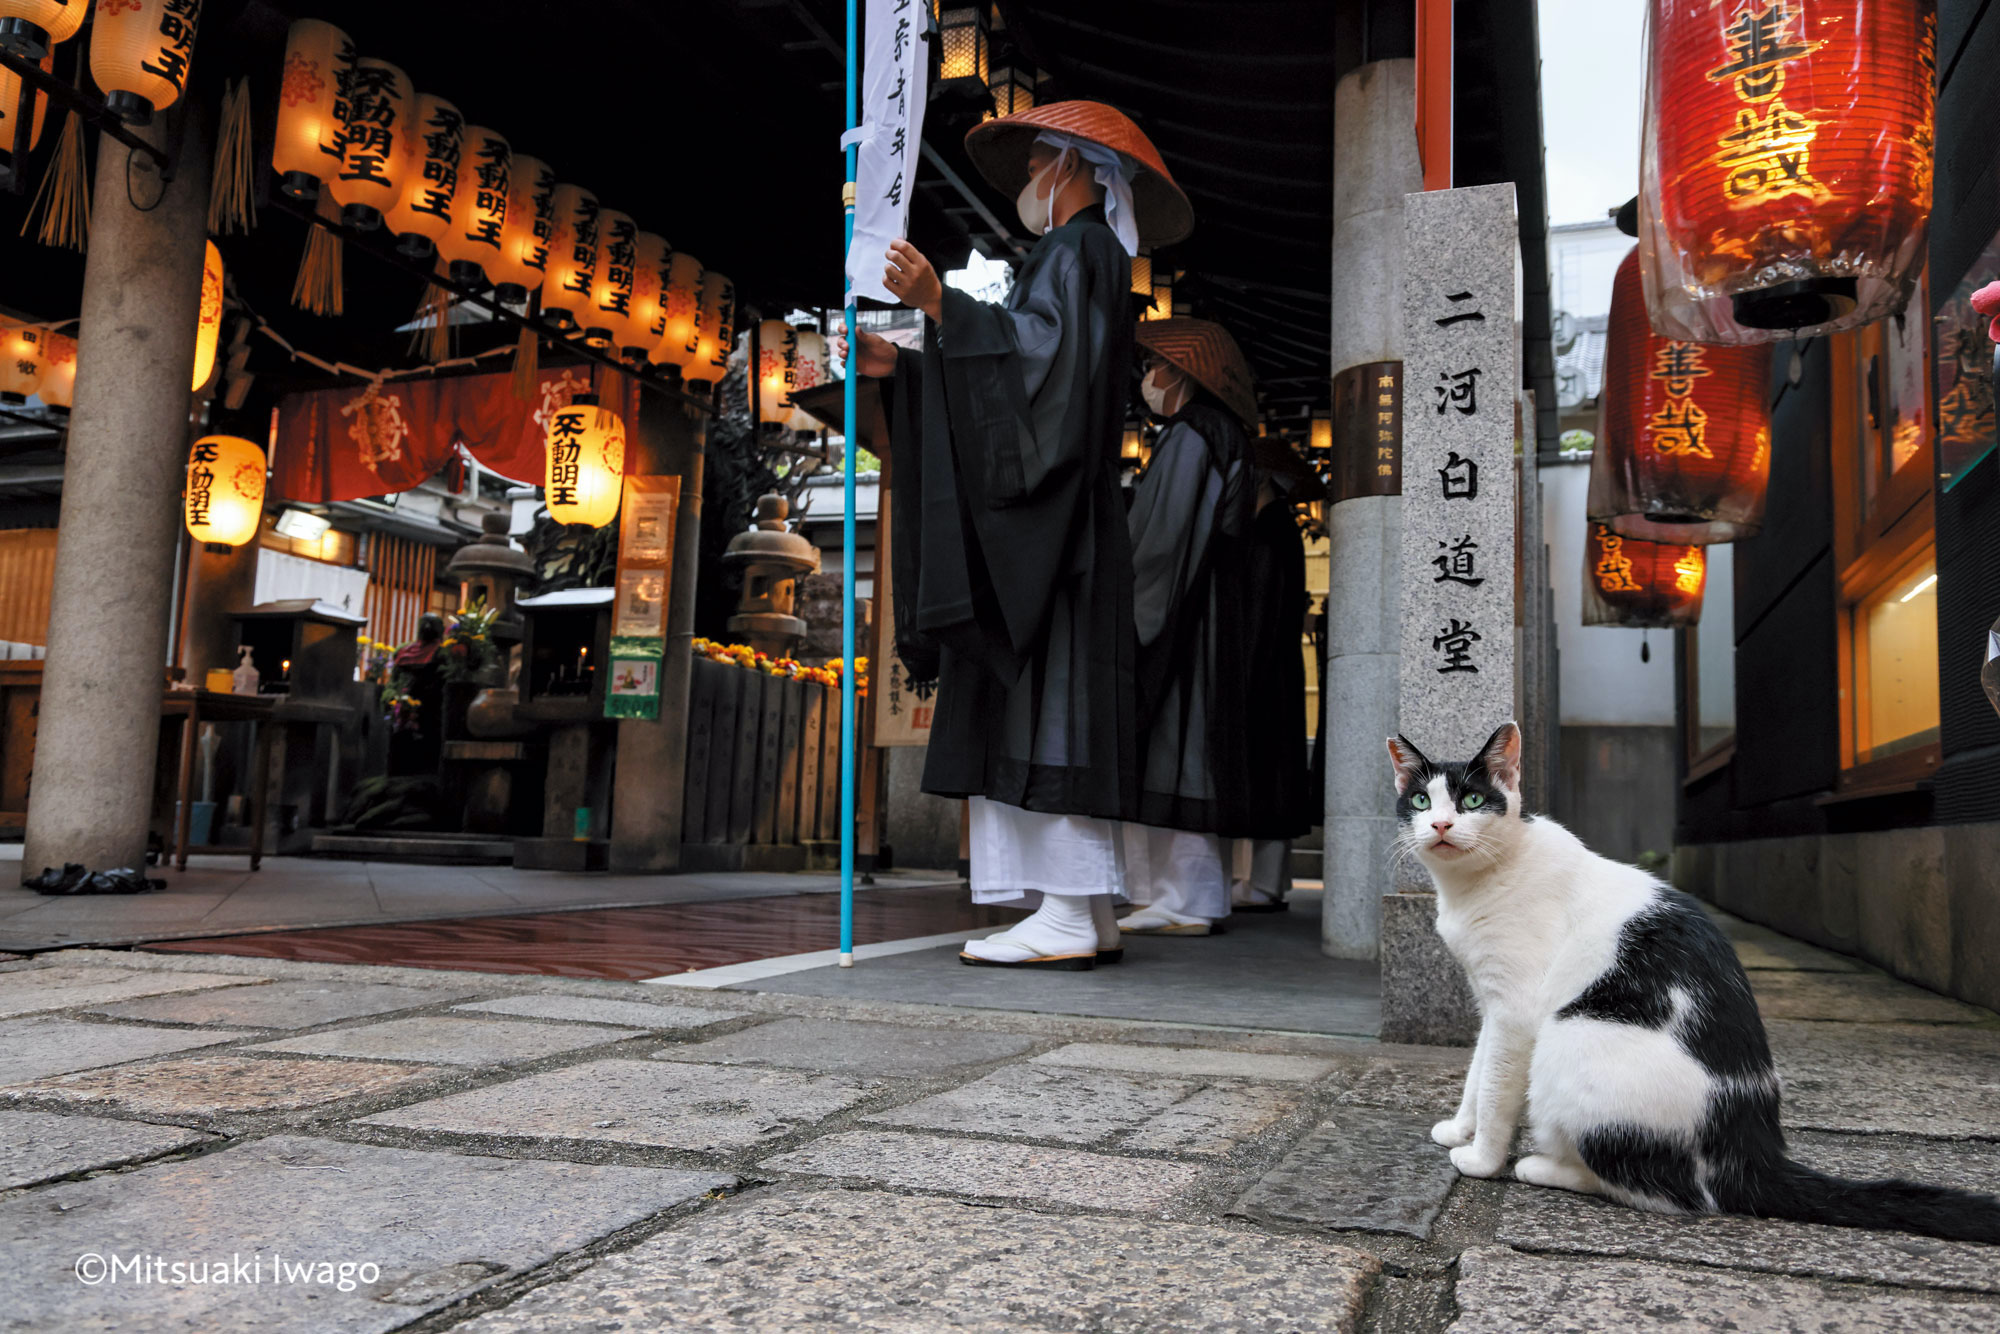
604, 476, 679, 721
870, 449, 935, 748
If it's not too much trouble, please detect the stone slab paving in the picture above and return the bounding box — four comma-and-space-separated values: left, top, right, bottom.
1750, 969, 1994, 1023
0, 1109, 211, 1190
1229, 1103, 1460, 1239
0, 1133, 731, 1334
1029, 1042, 1339, 1082
1324, 1052, 1470, 1114
0, 964, 258, 1018
0, 1014, 249, 1084
1768, 1020, 2000, 1138
247, 1015, 644, 1066
762, 1129, 1208, 1214
866, 1062, 1299, 1157
1495, 1130, 2000, 1295
4, 1053, 450, 1117
1453, 1247, 2000, 1334
449, 1188, 1381, 1334
655, 1016, 1038, 1075
89, 979, 478, 1028
360, 1058, 880, 1153
452, 994, 748, 1030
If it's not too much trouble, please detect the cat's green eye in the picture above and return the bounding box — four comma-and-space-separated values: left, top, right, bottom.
1410, 793, 1431, 811
1462, 793, 1485, 810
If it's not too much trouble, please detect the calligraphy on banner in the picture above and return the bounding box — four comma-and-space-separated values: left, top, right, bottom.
844, 0, 931, 306
1399, 184, 1519, 763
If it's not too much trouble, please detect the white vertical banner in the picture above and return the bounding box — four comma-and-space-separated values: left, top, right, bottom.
844, 0, 929, 305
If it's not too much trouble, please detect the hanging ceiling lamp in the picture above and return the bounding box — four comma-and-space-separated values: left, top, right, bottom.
1592, 246, 1772, 543
36, 329, 74, 409
0, 0, 84, 61
0, 51, 49, 185
90, 0, 204, 125
382, 94, 462, 260
324, 57, 411, 231
439, 124, 509, 286
624, 231, 669, 364
184, 434, 266, 548
937, 6, 989, 84
538, 183, 599, 333
651, 251, 704, 374
192, 240, 223, 391
270, 19, 355, 203
490, 152, 553, 305
1640, 0, 1936, 342
1144, 267, 1175, 321
788, 328, 829, 432
689, 271, 735, 386
585, 208, 637, 351
1581, 522, 1706, 628
544, 394, 624, 527
987, 63, 1035, 119
0, 323, 44, 402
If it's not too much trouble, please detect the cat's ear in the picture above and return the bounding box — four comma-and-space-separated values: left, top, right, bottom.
1387, 735, 1429, 795
1473, 721, 1523, 790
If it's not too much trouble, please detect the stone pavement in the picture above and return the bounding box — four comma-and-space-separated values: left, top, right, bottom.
0, 907, 1996, 1332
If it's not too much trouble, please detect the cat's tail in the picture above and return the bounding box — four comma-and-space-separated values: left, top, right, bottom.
1719, 1157, 2000, 1244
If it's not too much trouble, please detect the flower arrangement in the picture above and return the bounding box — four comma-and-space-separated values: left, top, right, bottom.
438, 598, 500, 684
355, 635, 393, 685
693, 637, 868, 695
382, 689, 422, 733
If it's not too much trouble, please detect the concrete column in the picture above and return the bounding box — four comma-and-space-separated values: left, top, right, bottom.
608, 390, 706, 872
22, 119, 210, 880
1323, 58, 1420, 958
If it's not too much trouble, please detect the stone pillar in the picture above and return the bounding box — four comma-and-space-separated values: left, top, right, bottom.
608, 389, 706, 872
1323, 58, 1420, 959
22, 120, 209, 880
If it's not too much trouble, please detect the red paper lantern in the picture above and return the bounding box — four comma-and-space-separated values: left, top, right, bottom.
1582, 522, 1707, 628
1640, 0, 1935, 342
1593, 247, 1773, 543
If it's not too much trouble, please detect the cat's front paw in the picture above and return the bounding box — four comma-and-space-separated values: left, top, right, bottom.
1450, 1143, 1508, 1178
1430, 1118, 1474, 1148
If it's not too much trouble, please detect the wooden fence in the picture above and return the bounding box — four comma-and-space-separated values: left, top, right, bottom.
681, 655, 848, 849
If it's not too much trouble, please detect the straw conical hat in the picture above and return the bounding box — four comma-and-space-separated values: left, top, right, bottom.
964, 100, 1193, 248
1136, 317, 1258, 428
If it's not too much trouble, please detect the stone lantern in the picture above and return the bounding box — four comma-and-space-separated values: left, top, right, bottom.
445, 512, 536, 647
724, 494, 821, 658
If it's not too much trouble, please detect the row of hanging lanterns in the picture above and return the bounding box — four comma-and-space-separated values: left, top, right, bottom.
0, 0, 202, 125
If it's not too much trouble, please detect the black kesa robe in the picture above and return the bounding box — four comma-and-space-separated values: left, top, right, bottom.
1233, 494, 1314, 839
1128, 400, 1254, 833
885, 205, 1138, 821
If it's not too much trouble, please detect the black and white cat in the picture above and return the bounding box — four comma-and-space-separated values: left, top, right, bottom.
1389, 721, 2000, 1242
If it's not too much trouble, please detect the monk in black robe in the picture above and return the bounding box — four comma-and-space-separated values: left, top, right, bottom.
848, 102, 1193, 968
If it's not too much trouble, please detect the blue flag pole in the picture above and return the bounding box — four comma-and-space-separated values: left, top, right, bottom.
838, 0, 860, 968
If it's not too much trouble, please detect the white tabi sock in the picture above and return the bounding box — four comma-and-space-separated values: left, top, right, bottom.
962, 893, 1101, 963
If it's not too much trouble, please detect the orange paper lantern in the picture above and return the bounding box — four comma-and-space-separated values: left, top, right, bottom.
625, 231, 670, 363
383, 94, 462, 259
789, 329, 828, 431
755, 318, 798, 423
270, 19, 355, 201
585, 208, 637, 351
651, 251, 703, 373
0, 0, 85, 59
0, 323, 44, 402
689, 271, 735, 386
1582, 522, 1707, 628
490, 152, 552, 305
544, 394, 624, 527
1593, 247, 1772, 543
538, 183, 599, 332
325, 57, 412, 231
37, 329, 74, 408
0, 50, 49, 183
89, 0, 202, 124
185, 434, 265, 547
440, 124, 509, 286
1640, 0, 1936, 342
192, 239, 223, 391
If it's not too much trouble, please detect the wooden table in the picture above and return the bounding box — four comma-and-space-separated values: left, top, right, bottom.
162, 689, 277, 872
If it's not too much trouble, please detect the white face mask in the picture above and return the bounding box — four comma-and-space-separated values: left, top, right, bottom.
1014, 152, 1071, 237
1141, 366, 1184, 417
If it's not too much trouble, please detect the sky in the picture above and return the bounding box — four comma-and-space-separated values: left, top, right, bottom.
1536, 0, 1646, 227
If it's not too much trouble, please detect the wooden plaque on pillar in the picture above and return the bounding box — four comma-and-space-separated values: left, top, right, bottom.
1331, 361, 1403, 500
870, 443, 936, 747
